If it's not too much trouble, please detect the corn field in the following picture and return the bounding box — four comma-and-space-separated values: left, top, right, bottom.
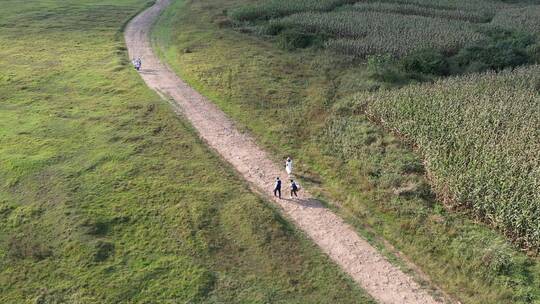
357, 0, 506, 14
230, 0, 539, 58
272, 11, 483, 57
229, 0, 505, 22
490, 6, 540, 35
228, 0, 357, 22
343, 66, 540, 248
350, 2, 491, 23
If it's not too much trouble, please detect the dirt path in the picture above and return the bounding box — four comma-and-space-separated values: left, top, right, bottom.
125, 1, 443, 303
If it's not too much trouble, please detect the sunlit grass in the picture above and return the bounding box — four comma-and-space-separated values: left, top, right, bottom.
0, 1, 374, 302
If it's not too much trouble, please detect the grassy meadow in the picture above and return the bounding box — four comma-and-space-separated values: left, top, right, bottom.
153, 0, 540, 303
0, 0, 378, 303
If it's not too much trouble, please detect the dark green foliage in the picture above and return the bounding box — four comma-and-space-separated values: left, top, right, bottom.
366, 30, 538, 83
366, 55, 410, 84
83, 218, 111, 236
277, 29, 312, 50
276, 28, 326, 50
260, 23, 284, 35
452, 30, 535, 72
400, 49, 449, 76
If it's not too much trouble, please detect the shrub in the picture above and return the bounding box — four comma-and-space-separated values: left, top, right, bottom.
260, 23, 285, 36
453, 30, 535, 72
276, 28, 324, 50
366, 54, 409, 83
400, 49, 449, 76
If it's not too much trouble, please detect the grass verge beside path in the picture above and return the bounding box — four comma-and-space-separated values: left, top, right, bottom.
0, 1, 374, 302
152, 0, 540, 303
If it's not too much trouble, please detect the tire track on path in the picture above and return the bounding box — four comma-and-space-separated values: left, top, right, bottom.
125, 1, 442, 303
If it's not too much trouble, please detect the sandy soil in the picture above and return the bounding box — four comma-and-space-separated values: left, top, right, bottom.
125, 1, 444, 303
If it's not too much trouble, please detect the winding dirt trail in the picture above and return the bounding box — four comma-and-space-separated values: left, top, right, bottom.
125, 1, 443, 303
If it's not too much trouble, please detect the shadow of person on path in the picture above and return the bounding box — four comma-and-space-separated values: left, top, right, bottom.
140, 69, 159, 75
282, 197, 324, 209
295, 174, 322, 186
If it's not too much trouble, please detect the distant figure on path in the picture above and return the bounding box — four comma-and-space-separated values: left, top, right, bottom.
133, 57, 142, 71
285, 157, 293, 176
273, 177, 282, 199
290, 179, 299, 199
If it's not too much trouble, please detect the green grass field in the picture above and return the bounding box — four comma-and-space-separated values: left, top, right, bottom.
0, 1, 376, 302
153, 0, 540, 303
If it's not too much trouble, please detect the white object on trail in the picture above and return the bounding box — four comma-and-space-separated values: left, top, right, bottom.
285, 157, 293, 175
125, 1, 444, 303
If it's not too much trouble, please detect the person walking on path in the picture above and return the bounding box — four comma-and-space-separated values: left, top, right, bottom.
273, 177, 282, 199
290, 179, 299, 199
133, 57, 142, 71
285, 157, 293, 176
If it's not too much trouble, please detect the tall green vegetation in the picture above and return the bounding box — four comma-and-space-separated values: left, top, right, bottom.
345, 66, 540, 249
229, 0, 540, 76
271, 11, 483, 57
491, 5, 540, 34
349, 2, 491, 23
228, 0, 357, 21
0, 0, 375, 302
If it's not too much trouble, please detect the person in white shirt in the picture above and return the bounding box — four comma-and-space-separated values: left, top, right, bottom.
285, 157, 293, 176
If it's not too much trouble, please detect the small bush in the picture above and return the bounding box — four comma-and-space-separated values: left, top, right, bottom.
481, 244, 514, 276
276, 28, 323, 50
261, 23, 285, 36
400, 49, 449, 76
366, 54, 409, 84
453, 30, 535, 72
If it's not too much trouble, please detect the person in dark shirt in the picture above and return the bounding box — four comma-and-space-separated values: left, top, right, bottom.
273, 177, 282, 199
290, 179, 299, 199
